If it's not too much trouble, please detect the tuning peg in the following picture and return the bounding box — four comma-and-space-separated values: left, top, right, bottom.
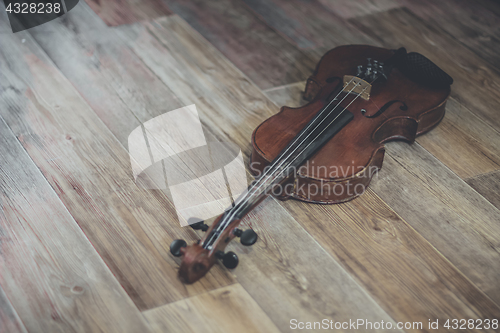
215, 250, 239, 269
356, 65, 363, 76
223, 251, 239, 269
190, 221, 209, 231
170, 239, 187, 257
233, 228, 258, 246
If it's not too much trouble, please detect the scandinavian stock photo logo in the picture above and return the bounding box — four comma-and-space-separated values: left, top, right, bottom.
128, 104, 249, 227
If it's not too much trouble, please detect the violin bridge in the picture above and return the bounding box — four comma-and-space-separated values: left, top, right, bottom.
343, 75, 371, 100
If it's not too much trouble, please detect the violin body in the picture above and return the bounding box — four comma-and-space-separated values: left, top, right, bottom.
251, 45, 450, 203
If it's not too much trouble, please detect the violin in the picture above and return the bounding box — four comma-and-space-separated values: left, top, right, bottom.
170, 44, 453, 284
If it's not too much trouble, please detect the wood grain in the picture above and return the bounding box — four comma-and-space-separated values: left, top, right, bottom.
344, 8, 500, 178
264, 83, 500, 329
117, 15, 401, 332
466, 171, 500, 211
370, 141, 500, 306
0, 286, 27, 333
350, 8, 500, 134
143, 284, 280, 333
264, 82, 307, 109
240, 0, 375, 56
398, 0, 500, 69
162, 0, 317, 90
0, 117, 151, 332
282, 191, 500, 331
29, 4, 182, 148
0, 19, 233, 311
84, 0, 172, 26
415, 97, 500, 179
318, 0, 401, 18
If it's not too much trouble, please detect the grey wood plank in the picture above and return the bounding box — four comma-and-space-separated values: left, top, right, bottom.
0, 14, 233, 311
240, 0, 375, 56
0, 286, 27, 333
0, 117, 151, 332
415, 97, 500, 179
371, 141, 500, 306
29, 3, 183, 148
319, 0, 401, 18
264, 81, 306, 109
350, 8, 500, 135
143, 284, 281, 333
162, 0, 317, 90
398, 0, 500, 69
466, 171, 500, 211
84, 0, 173, 26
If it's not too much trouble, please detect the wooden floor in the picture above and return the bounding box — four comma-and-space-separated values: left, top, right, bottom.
1, 0, 500, 332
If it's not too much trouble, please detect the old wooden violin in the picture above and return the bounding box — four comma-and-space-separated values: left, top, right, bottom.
170, 44, 453, 284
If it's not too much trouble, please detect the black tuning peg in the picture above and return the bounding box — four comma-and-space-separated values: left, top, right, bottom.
189, 219, 209, 232
233, 228, 258, 246
216, 251, 239, 269
170, 239, 187, 257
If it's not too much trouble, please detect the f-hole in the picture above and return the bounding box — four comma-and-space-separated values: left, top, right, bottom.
363, 100, 408, 118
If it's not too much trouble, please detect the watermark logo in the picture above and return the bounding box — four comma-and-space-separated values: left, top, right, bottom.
128, 105, 248, 227
3, 0, 79, 33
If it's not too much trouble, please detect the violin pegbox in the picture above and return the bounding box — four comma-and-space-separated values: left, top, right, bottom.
342, 57, 387, 101
357, 57, 387, 82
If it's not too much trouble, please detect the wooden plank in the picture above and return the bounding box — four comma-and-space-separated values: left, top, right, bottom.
350, 8, 500, 132
398, 0, 500, 69
0, 18, 234, 311
240, 0, 375, 56
162, 0, 317, 90
143, 284, 280, 333
0, 117, 151, 332
0, 286, 27, 333
370, 141, 500, 306
264, 83, 500, 327
347, 8, 500, 178
318, 0, 401, 18
264, 82, 306, 109
84, 0, 173, 26
416, 97, 500, 179
466, 171, 500, 210
29, 3, 182, 148
281, 191, 500, 330
117, 16, 401, 332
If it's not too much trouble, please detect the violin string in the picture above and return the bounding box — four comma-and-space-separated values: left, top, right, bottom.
240, 75, 359, 195
204, 77, 373, 248
202, 76, 360, 247
206, 78, 373, 248
260, 80, 374, 191
203, 78, 363, 247
243, 79, 374, 212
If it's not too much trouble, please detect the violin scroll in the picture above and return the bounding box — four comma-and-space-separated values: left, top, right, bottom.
177, 243, 216, 284
171, 215, 258, 283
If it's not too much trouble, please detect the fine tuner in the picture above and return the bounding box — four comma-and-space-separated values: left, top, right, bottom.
170, 45, 453, 284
